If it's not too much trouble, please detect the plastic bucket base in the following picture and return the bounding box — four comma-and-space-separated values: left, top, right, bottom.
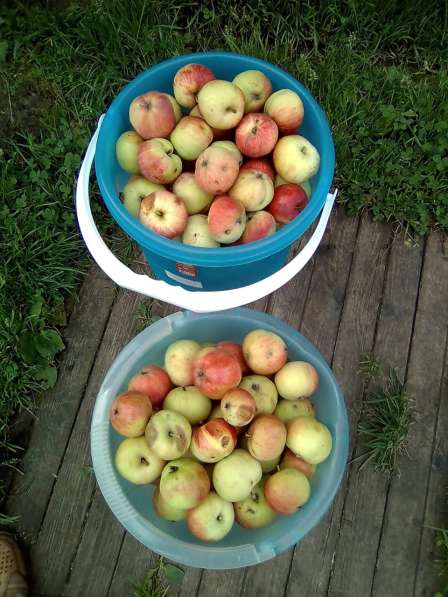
91, 308, 348, 569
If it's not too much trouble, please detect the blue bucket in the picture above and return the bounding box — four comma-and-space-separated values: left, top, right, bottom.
91, 308, 348, 569
94, 52, 335, 291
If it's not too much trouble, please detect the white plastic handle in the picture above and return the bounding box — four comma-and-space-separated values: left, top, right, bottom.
76, 116, 337, 313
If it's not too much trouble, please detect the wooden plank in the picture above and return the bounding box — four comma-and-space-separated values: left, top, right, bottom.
5, 267, 116, 538
372, 231, 448, 597
30, 286, 143, 594
327, 233, 424, 597
241, 208, 359, 597
106, 534, 157, 597
414, 336, 448, 596
285, 215, 391, 596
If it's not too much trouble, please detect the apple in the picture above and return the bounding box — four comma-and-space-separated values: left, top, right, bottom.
129, 91, 180, 139
265, 468, 310, 514
260, 455, 280, 473
128, 365, 172, 407
280, 448, 316, 479
264, 89, 304, 132
239, 375, 278, 414
197, 80, 245, 129
145, 410, 192, 460
235, 113, 278, 158
241, 159, 275, 180
195, 145, 240, 194
163, 385, 212, 424
172, 172, 213, 215
209, 404, 224, 420
159, 457, 210, 509
187, 491, 234, 542
233, 70, 272, 113
115, 437, 165, 484
116, 131, 142, 174
110, 391, 152, 437
121, 177, 164, 217
193, 347, 242, 399
164, 339, 201, 386
211, 140, 243, 166
273, 135, 320, 184
274, 174, 287, 187
173, 63, 215, 108
229, 170, 274, 211
190, 104, 228, 140
246, 414, 286, 462
242, 329, 288, 375
138, 138, 182, 184
153, 486, 187, 522
274, 361, 319, 399
190, 418, 237, 462
182, 214, 219, 248
234, 477, 276, 528
207, 195, 246, 244
274, 398, 315, 424
241, 211, 276, 244
221, 388, 256, 427
170, 116, 213, 160
267, 183, 308, 224
216, 341, 249, 375
139, 191, 187, 239
213, 449, 262, 502
286, 416, 332, 464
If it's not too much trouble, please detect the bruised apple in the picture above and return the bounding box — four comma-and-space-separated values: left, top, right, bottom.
145, 410, 192, 460
190, 418, 237, 462
110, 391, 152, 437
239, 375, 278, 414
221, 388, 256, 427
193, 348, 242, 399
139, 191, 187, 239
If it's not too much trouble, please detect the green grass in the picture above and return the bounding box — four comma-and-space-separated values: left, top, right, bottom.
131, 559, 184, 597
0, 0, 447, 505
433, 527, 448, 596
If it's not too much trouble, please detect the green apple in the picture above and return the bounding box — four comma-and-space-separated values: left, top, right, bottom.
159, 457, 210, 509
153, 486, 187, 521
163, 385, 212, 424
229, 170, 274, 211
115, 437, 165, 484
187, 491, 234, 541
274, 398, 315, 424
275, 361, 319, 400
213, 449, 262, 502
233, 70, 272, 113
273, 135, 320, 185
197, 80, 245, 130
286, 416, 332, 464
116, 131, 142, 174
121, 176, 164, 217
164, 339, 201, 386
145, 410, 192, 460
182, 215, 219, 248
260, 455, 280, 473
239, 375, 278, 414
264, 89, 304, 132
170, 116, 213, 160
172, 173, 213, 215
234, 477, 276, 528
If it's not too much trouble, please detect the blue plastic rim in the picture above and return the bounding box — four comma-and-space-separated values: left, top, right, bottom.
94, 52, 335, 291
91, 308, 348, 569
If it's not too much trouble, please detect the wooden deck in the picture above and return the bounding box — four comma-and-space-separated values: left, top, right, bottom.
5, 208, 448, 597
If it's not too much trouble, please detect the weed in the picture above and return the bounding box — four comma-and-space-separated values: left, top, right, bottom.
132, 558, 184, 597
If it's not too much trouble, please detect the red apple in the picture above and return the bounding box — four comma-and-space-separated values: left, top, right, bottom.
267, 184, 309, 224
216, 341, 250, 374
242, 329, 288, 375
265, 468, 310, 514
221, 388, 256, 427
193, 348, 242, 399
190, 418, 238, 462
173, 63, 215, 109
195, 145, 240, 194
110, 391, 152, 437
280, 448, 316, 479
240, 159, 275, 180
139, 191, 188, 239
128, 365, 172, 407
129, 91, 180, 139
241, 211, 276, 244
235, 113, 278, 158
246, 414, 286, 461
208, 195, 246, 244
137, 138, 182, 184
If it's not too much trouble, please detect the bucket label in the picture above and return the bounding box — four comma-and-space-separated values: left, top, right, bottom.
165, 270, 203, 288
175, 262, 197, 278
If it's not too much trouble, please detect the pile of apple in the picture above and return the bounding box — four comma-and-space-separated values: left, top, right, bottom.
115, 63, 320, 246
110, 329, 332, 542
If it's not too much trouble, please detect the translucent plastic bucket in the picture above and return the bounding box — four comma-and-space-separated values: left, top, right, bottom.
91, 308, 348, 569
76, 52, 336, 312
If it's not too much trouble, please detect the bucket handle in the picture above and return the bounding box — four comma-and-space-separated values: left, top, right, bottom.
76, 116, 337, 313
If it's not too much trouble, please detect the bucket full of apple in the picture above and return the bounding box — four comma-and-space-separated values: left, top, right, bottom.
76, 52, 336, 313
91, 308, 348, 568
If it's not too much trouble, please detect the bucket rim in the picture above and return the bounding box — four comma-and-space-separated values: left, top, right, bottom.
95, 51, 335, 267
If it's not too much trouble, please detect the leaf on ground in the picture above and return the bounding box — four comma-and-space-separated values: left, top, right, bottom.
163, 563, 184, 586
34, 366, 58, 388
35, 329, 65, 359
18, 331, 38, 363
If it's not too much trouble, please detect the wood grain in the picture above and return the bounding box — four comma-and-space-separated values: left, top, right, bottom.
372, 231, 448, 597
327, 233, 424, 597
